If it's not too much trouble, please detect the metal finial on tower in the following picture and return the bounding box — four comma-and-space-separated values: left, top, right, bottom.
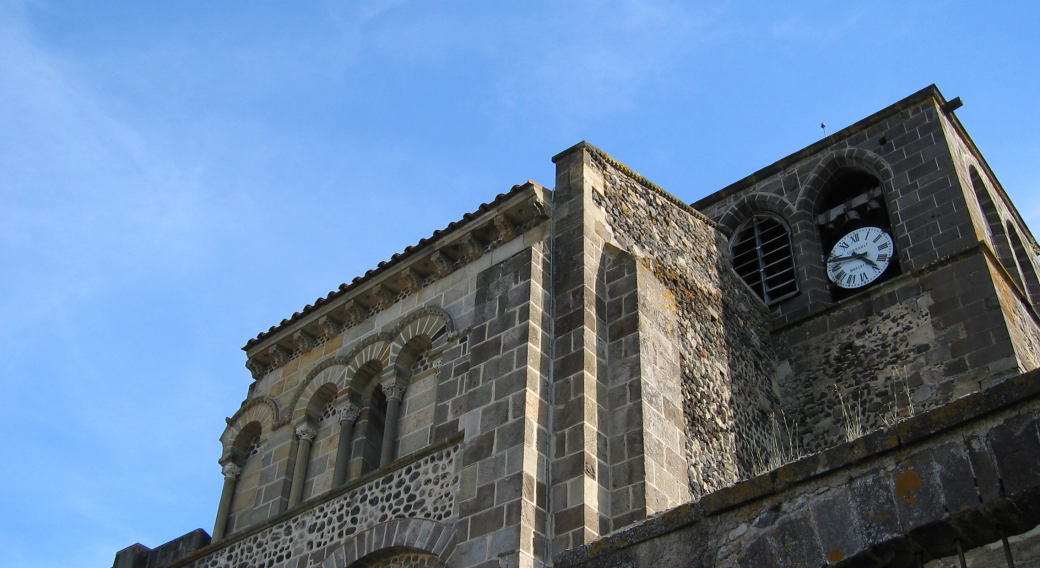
821, 122, 827, 137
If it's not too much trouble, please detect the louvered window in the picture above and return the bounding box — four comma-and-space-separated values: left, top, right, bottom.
731, 216, 799, 304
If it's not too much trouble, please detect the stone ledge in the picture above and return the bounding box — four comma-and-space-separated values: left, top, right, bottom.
555, 367, 1040, 567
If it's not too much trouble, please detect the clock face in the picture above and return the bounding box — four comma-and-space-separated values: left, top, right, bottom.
826, 227, 894, 289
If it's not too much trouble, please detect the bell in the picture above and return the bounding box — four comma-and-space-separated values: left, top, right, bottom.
866, 199, 882, 211
844, 210, 861, 222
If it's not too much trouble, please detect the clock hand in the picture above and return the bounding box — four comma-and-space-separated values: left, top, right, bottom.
851, 252, 879, 268
827, 254, 858, 263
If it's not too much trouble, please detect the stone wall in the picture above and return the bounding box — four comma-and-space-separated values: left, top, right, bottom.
587, 149, 777, 497
187, 443, 459, 568
694, 88, 1040, 460
555, 369, 1040, 568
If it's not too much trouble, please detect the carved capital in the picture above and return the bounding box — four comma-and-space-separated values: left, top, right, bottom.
344, 300, 368, 324
493, 215, 516, 242
429, 251, 453, 277
295, 426, 317, 442
402, 267, 423, 293
222, 463, 243, 480
338, 403, 362, 424
293, 330, 318, 351
371, 285, 395, 309
268, 344, 292, 365
381, 381, 408, 402
245, 358, 267, 380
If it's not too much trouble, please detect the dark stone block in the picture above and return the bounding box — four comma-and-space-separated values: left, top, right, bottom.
811, 492, 865, 564
460, 482, 496, 518
738, 532, 776, 568
772, 508, 824, 568
850, 467, 901, 545
891, 450, 945, 532
463, 431, 496, 466
987, 413, 1040, 497
931, 441, 978, 514
471, 335, 503, 364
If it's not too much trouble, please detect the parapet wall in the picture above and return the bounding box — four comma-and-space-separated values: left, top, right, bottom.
556, 368, 1040, 568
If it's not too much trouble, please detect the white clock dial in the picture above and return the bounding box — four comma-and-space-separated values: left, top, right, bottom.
826, 227, 894, 289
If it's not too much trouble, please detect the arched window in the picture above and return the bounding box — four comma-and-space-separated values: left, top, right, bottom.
1008, 222, 1040, 304
394, 336, 439, 459
815, 170, 901, 300
300, 383, 338, 501
731, 215, 799, 304
225, 422, 263, 534
971, 167, 1022, 287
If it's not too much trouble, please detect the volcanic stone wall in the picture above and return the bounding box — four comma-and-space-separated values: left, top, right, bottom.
695, 92, 1040, 455
555, 369, 1040, 568
587, 149, 777, 497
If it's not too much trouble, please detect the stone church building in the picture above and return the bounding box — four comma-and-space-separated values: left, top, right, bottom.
113, 85, 1040, 568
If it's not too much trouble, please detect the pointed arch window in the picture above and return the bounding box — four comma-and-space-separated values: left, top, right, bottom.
731, 214, 799, 304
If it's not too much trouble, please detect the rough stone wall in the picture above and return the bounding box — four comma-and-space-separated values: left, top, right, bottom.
695, 92, 1040, 462
587, 150, 776, 498
775, 251, 1032, 453
554, 370, 1040, 568
190, 444, 459, 568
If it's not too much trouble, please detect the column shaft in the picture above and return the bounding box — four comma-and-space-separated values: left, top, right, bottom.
332, 421, 355, 488
212, 466, 240, 541
288, 435, 313, 508
379, 398, 402, 466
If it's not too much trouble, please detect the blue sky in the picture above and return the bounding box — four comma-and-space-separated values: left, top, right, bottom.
1, 1, 1038, 567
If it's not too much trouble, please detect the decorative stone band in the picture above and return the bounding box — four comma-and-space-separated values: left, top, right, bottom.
338, 403, 362, 424
221, 463, 243, 480
381, 381, 408, 402
295, 426, 318, 442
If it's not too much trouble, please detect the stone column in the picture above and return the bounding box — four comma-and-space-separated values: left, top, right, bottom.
287, 425, 317, 508
332, 403, 362, 489
379, 381, 407, 466
212, 462, 242, 541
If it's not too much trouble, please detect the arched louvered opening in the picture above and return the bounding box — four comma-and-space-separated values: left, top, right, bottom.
731, 215, 799, 304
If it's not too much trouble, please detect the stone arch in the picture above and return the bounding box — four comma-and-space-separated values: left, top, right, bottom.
291, 363, 351, 424
318, 519, 456, 568
344, 334, 394, 393
729, 212, 800, 305
717, 190, 797, 238
220, 396, 280, 460
795, 147, 896, 216
281, 334, 393, 427
388, 307, 455, 367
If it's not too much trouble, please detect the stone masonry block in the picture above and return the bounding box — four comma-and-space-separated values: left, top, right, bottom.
850, 467, 902, 545
987, 412, 1040, 497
